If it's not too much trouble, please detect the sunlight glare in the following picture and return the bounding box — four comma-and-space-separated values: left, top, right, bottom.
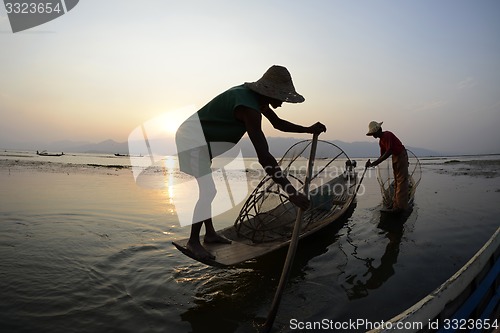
157, 105, 197, 136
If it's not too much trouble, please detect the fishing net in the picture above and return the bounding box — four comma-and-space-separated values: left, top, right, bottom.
376, 149, 422, 208
234, 140, 358, 243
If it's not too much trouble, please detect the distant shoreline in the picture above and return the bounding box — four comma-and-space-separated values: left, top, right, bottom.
2, 154, 500, 179
2, 146, 500, 159
0, 136, 483, 157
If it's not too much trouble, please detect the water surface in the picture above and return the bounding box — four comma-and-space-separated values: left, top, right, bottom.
0, 151, 499, 332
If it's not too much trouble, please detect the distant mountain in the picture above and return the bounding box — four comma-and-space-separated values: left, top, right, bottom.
70, 139, 129, 154
38, 139, 129, 154
237, 137, 440, 158
46, 140, 97, 152
2, 137, 440, 157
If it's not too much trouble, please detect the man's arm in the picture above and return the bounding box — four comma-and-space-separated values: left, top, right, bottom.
261, 106, 326, 134
366, 145, 392, 168
234, 106, 309, 210
368, 149, 392, 167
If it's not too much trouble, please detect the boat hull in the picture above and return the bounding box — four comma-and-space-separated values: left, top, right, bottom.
368, 227, 500, 332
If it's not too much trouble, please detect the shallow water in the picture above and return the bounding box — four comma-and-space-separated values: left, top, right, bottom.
0, 152, 499, 332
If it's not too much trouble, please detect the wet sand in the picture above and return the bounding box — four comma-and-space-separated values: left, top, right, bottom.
439, 158, 500, 178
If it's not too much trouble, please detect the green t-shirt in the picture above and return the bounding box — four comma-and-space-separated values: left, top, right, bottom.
175, 85, 260, 173
197, 84, 260, 144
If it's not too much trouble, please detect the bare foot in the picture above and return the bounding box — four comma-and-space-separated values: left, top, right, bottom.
186, 241, 215, 260
204, 233, 232, 244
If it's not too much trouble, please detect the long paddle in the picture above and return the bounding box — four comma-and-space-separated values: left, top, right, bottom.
261, 133, 319, 333
353, 166, 368, 199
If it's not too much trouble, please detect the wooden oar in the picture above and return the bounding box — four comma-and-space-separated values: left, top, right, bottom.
261, 133, 319, 333
353, 166, 368, 199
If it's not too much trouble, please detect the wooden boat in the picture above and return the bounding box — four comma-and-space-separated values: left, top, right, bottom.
368, 226, 500, 332
173, 140, 361, 267
36, 150, 64, 157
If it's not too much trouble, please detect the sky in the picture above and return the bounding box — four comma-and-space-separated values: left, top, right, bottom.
1, 0, 499, 154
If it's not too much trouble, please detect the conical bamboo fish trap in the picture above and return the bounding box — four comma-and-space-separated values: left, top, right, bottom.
376, 149, 422, 208
234, 140, 358, 243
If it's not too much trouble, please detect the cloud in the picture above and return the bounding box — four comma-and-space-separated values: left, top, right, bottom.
409, 99, 448, 112
457, 77, 477, 90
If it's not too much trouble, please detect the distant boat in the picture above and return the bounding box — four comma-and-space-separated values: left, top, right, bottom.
114, 153, 129, 157
36, 150, 64, 157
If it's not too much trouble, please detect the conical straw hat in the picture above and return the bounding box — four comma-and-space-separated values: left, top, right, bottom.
366, 121, 383, 136
244, 65, 305, 103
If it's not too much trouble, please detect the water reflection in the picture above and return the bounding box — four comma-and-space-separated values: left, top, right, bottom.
176, 204, 356, 332
342, 207, 416, 300
179, 268, 269, 333
163, 156, 177, 200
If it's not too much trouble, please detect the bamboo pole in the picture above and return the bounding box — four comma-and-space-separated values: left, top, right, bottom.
261, 133, 319, 333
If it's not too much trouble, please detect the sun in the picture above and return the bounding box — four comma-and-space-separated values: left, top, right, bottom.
151, 105, 197, 136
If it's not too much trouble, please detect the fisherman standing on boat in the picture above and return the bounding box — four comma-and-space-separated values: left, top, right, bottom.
175, 65, 327, 260
365, 121, 409, 212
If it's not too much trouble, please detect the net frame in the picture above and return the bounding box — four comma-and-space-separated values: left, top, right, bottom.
234, 139, 357, 243
376, 149, 422, 208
